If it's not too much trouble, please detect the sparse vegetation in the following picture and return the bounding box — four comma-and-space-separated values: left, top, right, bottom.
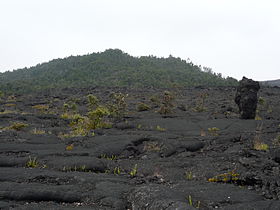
156, 125, 166, 132
113, 167, 121, 175
143, 142, 161, 152
0, 110, 16, 115
61, 95, 112, 137
256, 96, 273, 120
253, 123, 269, 151
137, 102, 151, 112
32, 104, 49, 113
208, 170, 239, 183
31, 128, 46, 135
66, 144, 74, 151
193, 92, 208, 112
188, 195, 193, 207
0, 84, 280, 209
208, 127, 220, 136
26, 156, 39, 168
255, 112, 262, 121
7, 122, 28, 131
150, 95, 160, 106
63, 102, 77, 113
100, 154, 118, 160
5, 103, 16, 107
7, 95, 16, 102
188, 195, 201, 208
129, 164, 138, 177
107, 92, 128, 120
158, 91, 175, 115
258, 97, 265, 105
185, 171, 194, 180
253, 142, 269, 151
87, 94, 99, 110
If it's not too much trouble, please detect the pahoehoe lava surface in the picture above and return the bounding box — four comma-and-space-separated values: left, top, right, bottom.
1, 86, 280, 209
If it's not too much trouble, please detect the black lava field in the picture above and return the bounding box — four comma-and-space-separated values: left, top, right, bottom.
1, 86, 280, 210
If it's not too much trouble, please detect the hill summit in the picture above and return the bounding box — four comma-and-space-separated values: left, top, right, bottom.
0, 49, 237, 93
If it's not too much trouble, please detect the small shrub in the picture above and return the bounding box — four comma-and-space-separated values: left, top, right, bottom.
137, 102, 151, 112
63, 102, 77, 113
62, 95, 113, 138
0, 110, 16, 115
185, 171, 193, 180
87, 94, 99, 110
100, 154, 118, 160
144, 142, 161, 152
113, 167, 121, 175
193, 92, 208, 112
5, 103, 16, 107
129, 164, 138, 177
61, 113, 73, 119
188, 195, 193, 207
255, 110, 262, 120
8, 122, 28, 131
187, 195, 201, 208
68, 115, 90, 137
32, 104, 49, 112
150, 95, 160, 105
87, 106, 111, 129
156, 125, 166, 132
66, 144, 74, 151
253, 123, 268, 151
7, 95, 16, 102
208, 127, 220, 136
31, 128, 46, 135
67, 107, 111, 137
208, 170, 239, 183
108, 92, 128, 119
257, 97, 273, 118
158, 91, 175, 115
253, 141, 269, 151
26, 156, 39, 168
258, 97, 265, 105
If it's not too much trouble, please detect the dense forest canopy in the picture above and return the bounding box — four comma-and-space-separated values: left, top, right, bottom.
0, 49, 238, 93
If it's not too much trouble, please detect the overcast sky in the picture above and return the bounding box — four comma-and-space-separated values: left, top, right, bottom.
0, 0, 280, 81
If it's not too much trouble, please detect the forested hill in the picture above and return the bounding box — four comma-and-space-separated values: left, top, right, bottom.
0, 49, 238, 93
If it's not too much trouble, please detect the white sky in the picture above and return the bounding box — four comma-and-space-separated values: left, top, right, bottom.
0, 0, 280, 81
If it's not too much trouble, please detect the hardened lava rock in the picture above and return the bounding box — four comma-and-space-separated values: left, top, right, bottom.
235, 77, 260, 119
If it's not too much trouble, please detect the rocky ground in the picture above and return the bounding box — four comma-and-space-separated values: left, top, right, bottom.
0, 86, 280, 210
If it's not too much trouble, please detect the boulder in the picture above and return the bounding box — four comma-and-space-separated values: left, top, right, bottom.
235, 77, 260, 119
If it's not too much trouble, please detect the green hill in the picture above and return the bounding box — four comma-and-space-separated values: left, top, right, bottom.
0, 49, 237, 93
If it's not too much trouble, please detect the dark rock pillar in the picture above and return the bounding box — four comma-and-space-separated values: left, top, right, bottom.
235, 77, 260, 119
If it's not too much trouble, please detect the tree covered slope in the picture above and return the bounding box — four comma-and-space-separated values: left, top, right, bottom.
0, 49, 238, 93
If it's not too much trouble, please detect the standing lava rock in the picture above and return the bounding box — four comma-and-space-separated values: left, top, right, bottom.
235, 77, 260, 119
